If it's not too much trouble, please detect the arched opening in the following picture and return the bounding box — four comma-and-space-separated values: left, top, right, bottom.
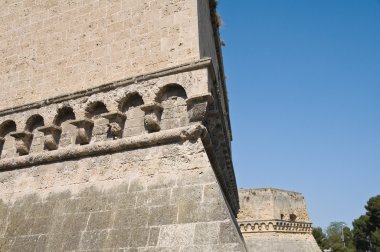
25, 115, 44, 132
85, 101, 109, 142
156, 84, 187, 102
0, 120, 16, 138
85, 101, 109, 118
156, 84, 188, 130
54, 107, 76, 147
119, 93, 144, 113
119, 93, 145, 137
0, 120, 17, 159
290, 214, 297, 222
54, 107, 76, 126
25, 115, 45, 154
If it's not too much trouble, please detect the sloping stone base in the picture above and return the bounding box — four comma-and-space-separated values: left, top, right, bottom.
0, 139, 246, 251
243, 233, 320, 252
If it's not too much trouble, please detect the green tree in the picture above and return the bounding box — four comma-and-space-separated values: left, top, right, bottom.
352, 195, 380, 252
352, 215, 370, 251
324, 222, 356, 252
366, 195, 380, 228
313, 227, 327, 249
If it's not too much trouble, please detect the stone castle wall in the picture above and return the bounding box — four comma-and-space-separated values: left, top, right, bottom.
0, 0, 244, 250
237, 188, 321, 252
0, 137, 244, 251
0, 61, 245, 250
0, 0, 202, 110
238, 188, 310, 222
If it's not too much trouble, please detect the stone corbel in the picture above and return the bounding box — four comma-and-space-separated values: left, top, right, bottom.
70, 119, 94, 145
141, 103, 163, 133
102, 112, 126, 139
186, 94, 214, 122
10, 131, 33, 155
38, 125, 62, 151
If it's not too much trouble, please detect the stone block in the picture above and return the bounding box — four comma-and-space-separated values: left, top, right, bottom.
136, 188, 171, 207
171, 185, 203, 204
10, 236, 39, 252
219, 222, 241, 244
203, 183, 224, 204
77, 196, 108, 212
177, 202, 229, 224
30, 217, 53, 235
80, 230, 109, 250
148, 205, 178, 226
194, 222, 220, 245
130, 227, 150, 247
106, 229, 131, 248
5, 212, 33, 237
148, 227, 160, 246
157, 224, 195, 247
29, 201, 56, 218
87, 211, 113, 231
108, 192, 137, 209
113, 207, 149, 229
60, 213, 89, 234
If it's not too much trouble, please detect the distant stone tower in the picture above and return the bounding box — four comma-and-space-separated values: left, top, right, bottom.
238, 188, 321, 252
0, 0, 246, 251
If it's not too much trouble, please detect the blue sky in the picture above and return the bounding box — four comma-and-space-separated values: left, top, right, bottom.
218, 0, 380, 229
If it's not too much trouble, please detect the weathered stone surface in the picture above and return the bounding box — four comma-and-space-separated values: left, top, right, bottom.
0, 0, 243, 251
238, 188, 310, 222
238, 188, 321, 252
0, 140, 245, 251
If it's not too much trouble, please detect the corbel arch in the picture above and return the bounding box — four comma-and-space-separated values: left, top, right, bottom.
155, 84, 188, 130
85, 101, 109, 119
24, 114, 45, 154
0, 120, 17, 159
54, 106, 77, 148
118, 92, 145, 137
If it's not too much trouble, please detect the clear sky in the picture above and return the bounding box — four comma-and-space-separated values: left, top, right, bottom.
218, 0, 380, 229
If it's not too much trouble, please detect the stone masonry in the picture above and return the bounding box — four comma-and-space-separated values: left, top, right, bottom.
0, 0, 246, 251
238, 188, 321, 252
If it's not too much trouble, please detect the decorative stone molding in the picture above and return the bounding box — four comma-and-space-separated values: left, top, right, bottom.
0, 58, 213, 117
10, 131, 33, 155
186, 93, 214, 122
141, 103, 163, 133
102, 112, 126, 139
70, 119, 94, 145
38, 125, 62, 151
0, 124, 207, 170
0, 61, 240, 216
239, 220, 313, 234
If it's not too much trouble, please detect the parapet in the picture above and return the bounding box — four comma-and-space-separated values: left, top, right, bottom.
238, 188, 321, 252
238, 188, 310, 223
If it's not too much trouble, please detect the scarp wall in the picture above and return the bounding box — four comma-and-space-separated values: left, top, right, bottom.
0, 0, 243, 250
237, 188, 321, 252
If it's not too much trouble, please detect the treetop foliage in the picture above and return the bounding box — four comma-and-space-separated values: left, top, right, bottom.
313, 195, 380, 252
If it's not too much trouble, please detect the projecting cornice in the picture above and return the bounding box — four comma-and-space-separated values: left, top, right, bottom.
0, 58, 213, 117
0, 124, 207, 171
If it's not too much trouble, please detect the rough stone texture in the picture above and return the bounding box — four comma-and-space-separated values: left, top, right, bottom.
238, 188, 321, 252
243, 233, 322, 252
0, 0, 244, 250
0, 0, 202, 110
238, 188, 310, 222
0, 140, 246, 251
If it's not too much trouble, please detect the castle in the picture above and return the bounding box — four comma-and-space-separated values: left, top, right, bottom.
0, 0, 319, 251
